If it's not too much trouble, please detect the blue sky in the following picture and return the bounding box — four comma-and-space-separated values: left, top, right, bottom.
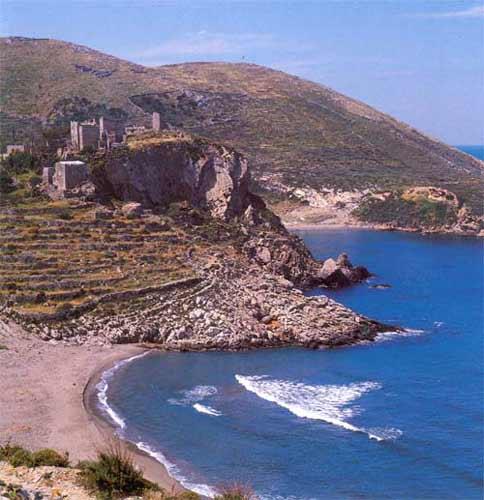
1, 0, 483, 144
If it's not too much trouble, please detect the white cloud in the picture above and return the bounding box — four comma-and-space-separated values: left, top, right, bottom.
421, 5, 484, 18
136, 31, 305, 62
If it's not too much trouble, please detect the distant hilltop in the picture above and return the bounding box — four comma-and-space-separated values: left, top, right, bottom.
0, 36, 482, 233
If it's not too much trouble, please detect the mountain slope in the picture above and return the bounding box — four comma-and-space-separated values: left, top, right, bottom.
1, 36, 482, 218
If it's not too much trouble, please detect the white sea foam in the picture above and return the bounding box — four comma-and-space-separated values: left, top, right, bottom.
236, 375, 400, 442
136, 441, 218, 498
96, 351, 150, 430
97, 357, 217, 496
168, 385, 218, 407
193, 403, 222, 416
375, 327, 425, 343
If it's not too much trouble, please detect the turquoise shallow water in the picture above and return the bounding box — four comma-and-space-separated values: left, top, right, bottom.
100, 229, 484, 499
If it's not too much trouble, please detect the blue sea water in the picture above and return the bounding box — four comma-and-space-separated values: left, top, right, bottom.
100, 229, 484, 499
456, 145, 484, 160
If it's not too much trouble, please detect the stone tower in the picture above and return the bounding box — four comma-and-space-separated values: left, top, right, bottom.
152, 112, 161, 132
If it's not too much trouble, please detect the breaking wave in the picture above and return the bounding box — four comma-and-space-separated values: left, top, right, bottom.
236, 375, 400, 442
375, 327, 425, 343
96, 351, 151, 430
193, 403, 222, 417
136, 441, 217, 498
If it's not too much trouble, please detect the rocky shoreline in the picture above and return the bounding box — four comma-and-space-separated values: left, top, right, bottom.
4, 247, 391, 350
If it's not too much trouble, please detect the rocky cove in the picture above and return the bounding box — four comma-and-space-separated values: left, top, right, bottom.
1, 132, 391, 350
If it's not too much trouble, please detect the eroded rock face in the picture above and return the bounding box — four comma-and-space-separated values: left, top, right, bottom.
99, 139, 251, 220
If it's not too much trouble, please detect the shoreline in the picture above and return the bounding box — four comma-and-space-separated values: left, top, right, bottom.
284, 220, 483, 237
82, 347, 187, 495
0, 318, 185, 494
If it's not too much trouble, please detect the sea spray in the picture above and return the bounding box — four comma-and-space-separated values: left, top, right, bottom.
168, 385, 218, 406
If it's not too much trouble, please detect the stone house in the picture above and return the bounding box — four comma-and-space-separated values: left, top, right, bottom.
70, 119, 99, 151
52, 161, 89, 191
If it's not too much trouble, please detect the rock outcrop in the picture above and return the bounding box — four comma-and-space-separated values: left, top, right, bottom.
96, 133, 251, 221
17, 251, 389, 349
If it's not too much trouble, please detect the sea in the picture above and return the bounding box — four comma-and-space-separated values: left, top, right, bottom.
96, 146, 484, 499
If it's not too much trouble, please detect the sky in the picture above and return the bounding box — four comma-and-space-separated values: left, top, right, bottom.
0, 0, 483, 144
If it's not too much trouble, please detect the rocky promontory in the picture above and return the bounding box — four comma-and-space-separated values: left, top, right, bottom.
0, 132, 390, 349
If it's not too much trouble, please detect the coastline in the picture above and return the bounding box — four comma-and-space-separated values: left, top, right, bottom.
0, 318, 185, 494
284, 220, 483, 237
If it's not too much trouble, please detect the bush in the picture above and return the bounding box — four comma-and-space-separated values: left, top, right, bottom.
32, 449, 69, 467
78, 441, 156, 498
0, 172, 15, 194
0, 444, 30, 464
215, 483, 256, 500
0, 444, 69, 468
353, 194, 458, 228
8, 448, 34, 468
1, 152, 39, 176
55, 302, 73, 314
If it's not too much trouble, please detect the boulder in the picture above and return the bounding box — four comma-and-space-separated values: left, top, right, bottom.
319, 256, 370, 288
121, 202, 143, 218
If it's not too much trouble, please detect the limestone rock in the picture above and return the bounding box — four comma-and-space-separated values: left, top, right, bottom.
121, 202, 143, 218
99, 140, 252, 221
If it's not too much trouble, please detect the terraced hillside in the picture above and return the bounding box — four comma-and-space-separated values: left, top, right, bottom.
0, 36, 482, 219
0, 197, 199, 320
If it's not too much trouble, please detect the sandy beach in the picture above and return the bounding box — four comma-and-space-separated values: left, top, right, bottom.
0, 317, 184, 493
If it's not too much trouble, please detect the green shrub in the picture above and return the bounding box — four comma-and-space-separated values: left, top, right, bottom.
78, 441, 156, 498
0, 172, 15, 194
55, 302, 73, 314
9, 448, 34, 468
0, 443, 27, 462
215, 483, 256, 500
0, 444, 69, 468
32, 448, 69, 467
1, 152, 39, 176
354, 194, 458, 228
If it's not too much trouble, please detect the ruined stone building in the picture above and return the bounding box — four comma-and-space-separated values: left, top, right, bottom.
43, 161, 89, 197
70, 119, 99, 151
69, 112, 166, 153
99, 117, 124, 150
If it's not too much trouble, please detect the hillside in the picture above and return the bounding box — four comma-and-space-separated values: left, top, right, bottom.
1, 36, 482, 224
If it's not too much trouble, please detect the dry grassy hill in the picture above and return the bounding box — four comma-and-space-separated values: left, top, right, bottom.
1, 36, 482, 219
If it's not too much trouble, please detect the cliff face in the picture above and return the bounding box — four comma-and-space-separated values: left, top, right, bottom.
90, 133, 370, 288
97, 134, 251, 221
